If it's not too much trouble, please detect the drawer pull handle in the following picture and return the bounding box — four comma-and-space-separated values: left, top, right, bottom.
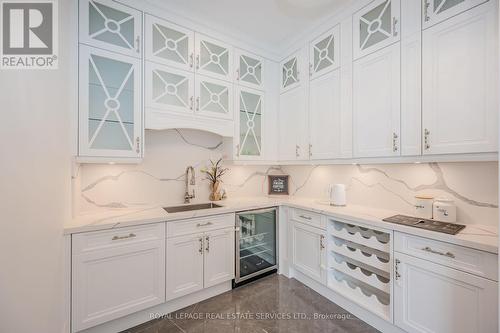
422, 246, 455, 259
197, 222, 213, 227
205, 236, 210, 253
395, 258, 401, 280
299, 215, 312, 220
112, 233, 136, 241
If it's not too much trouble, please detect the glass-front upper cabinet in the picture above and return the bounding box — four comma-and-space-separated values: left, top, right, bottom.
236, 87, 264, 159
353, 0, 400, 59
422, 0, 488, 28
309, 25, 340, 80
235, 49, 264, 90
145, 62, 194, 115
195, 34, 233, 82
79, 45, 142, 158
145, 15, 194, 71
195, 75, 233, 120
79, 0, 142, 58
280, 52, 301, 93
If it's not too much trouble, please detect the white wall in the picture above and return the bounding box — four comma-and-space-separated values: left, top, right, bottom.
0, 1, 73, 332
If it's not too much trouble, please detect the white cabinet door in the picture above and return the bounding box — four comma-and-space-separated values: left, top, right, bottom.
279, 86, 309, 160
353, 43, 400, 158
195, 75, 233, 120
353, 0, 400, 59
145, 61, 194, 115
79, 0, 142, 58
309, 25, 340, 79
309, 69, 345, 160
423, 0, 488, 28
394, 253, 498, 333
235, 49, 264, 90
72, 241, 165, 331
280, 52, 301, 93
292, 222, 326, 284
166, 234, 204, 301
79, 45, 142, 158
195, 34, 233, 82
235, 87, 264, 160
204, 228, 235, 288
145, 14, 194, 71
422, 2, 498, 155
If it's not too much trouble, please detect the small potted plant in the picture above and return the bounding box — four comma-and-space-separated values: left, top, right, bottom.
201, 158, 228, 201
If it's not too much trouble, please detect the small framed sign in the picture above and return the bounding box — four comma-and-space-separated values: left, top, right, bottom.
268, 175, 289, 195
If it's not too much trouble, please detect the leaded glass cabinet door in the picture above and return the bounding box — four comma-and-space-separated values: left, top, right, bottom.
236, 88, 264, 159
79, 45, 142, 158
79, 0, 142, 58
309, 25, 340, 80
235, 49, 264, 90
195, 75, 233, 120
422, 0, 487, 28
145, 15, 194, 72
280, 52, 301, 93
195, 34, 233, 82
353, 0, 400, 60
145, 62, 194, 115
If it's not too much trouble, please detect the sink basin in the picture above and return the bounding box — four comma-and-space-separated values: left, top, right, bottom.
163, 203, 223, 213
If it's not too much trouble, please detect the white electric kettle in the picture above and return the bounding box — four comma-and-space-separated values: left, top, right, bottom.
328, 184, 346, 206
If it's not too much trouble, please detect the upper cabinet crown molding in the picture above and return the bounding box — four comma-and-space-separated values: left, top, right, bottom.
353, 0, 401, 60
145, 14, 195, 71
79, 0, 142, 58
195, 34, 233, 82
309, 25, 341, 80
423, 0, 489, 28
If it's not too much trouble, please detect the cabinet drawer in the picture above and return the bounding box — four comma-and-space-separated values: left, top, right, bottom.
167, 214, 235, 238
72, 223, 165, 254
291, 208, 325, 229
395, 232, 498, 281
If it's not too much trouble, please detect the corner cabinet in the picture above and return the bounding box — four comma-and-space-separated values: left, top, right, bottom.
78, 45, 143, 159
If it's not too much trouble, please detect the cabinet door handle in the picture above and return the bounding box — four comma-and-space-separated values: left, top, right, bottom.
309, 144, 312, 158
196, 97, 200, 111
395, 258, 401, 280
424, 0, 431, 22
392, 132, 399, 152
189, 53, 194, 68
422, 246, 455, 259
236, 144, 240, 157
295, 145, 300, 158
309, 63, 313, 77
392, 17, 399, 37
196, 222, 213, 227
236, 68, 240, 80
205, 236, 210, 253
320, 234, 325, 250
190, 96, 194, 110
135, 36, 140, 53
424, 128, 431, 150
112, 233, 136, 241
196, 54, 200, 70
199, 237, 203, 254
135, 137, 141, 154
299, 215, 312, 220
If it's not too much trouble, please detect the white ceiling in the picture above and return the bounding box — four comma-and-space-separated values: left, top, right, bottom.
146, 0, 351, 55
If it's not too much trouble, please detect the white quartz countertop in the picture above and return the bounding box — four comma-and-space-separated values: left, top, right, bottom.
66, 197, 498, 254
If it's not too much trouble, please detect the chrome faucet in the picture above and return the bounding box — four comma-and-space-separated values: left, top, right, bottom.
184, 166, 196, 203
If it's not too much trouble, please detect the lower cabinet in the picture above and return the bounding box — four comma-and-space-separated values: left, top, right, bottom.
292, 221, 326, 284
166, 227, 235, 301
394, 252, 498, 333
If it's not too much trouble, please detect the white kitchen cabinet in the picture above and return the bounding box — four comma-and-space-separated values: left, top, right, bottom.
394, 252, 498, 333
195, 34, 233, 82
423, 0, 488, 28
145, 14, 194, 71
78, 45, 142, 159
204, 228, 235, 288
422, 1, 498, 155
309, 26, 340, 79
195, 75, 233, 120
309, 69, 345, 160
353, 0, 400, 59
235, 87, 264, 159
353, 43, 400, 158
72, 225, 165, 332
279, 86, 309, 161
235, 49, 264, 90
292, 221, 327, 284
166, 233, 204, 301
280, 52, 302, 93
79, 0, 142, 58
145, 61, 194, 115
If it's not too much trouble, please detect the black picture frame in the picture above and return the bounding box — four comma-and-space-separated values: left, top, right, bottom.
268, 175, 289, 195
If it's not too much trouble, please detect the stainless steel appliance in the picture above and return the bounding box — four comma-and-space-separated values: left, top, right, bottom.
234, 208, 278, 287
382, 215, 465, 235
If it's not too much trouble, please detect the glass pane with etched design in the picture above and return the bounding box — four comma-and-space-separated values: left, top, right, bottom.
152, 69, 190, 109
152, 23, 190, 65
433, 0, 465, 14
199, 40, 229, 76
359, 0, 392, 50
313, 34, 335, 73
199, 81, 229, 115
239, 55, 262, 86
239, 91, 262, 156
282, 57, 298, 88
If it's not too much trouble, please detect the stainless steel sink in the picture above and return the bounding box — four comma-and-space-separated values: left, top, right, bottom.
163, 203, 223, 213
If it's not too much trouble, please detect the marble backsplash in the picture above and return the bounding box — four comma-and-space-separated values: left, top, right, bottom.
74, 129, 499, 227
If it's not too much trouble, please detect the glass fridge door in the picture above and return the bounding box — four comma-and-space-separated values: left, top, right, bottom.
237, 208, 277, 281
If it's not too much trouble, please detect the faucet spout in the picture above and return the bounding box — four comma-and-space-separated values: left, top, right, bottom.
184, 166, 196, 203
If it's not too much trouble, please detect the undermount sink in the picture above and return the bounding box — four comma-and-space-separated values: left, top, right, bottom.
163, 203, 223, 213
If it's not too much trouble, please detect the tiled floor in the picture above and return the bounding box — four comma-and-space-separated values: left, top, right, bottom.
124, 274, 379, 333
